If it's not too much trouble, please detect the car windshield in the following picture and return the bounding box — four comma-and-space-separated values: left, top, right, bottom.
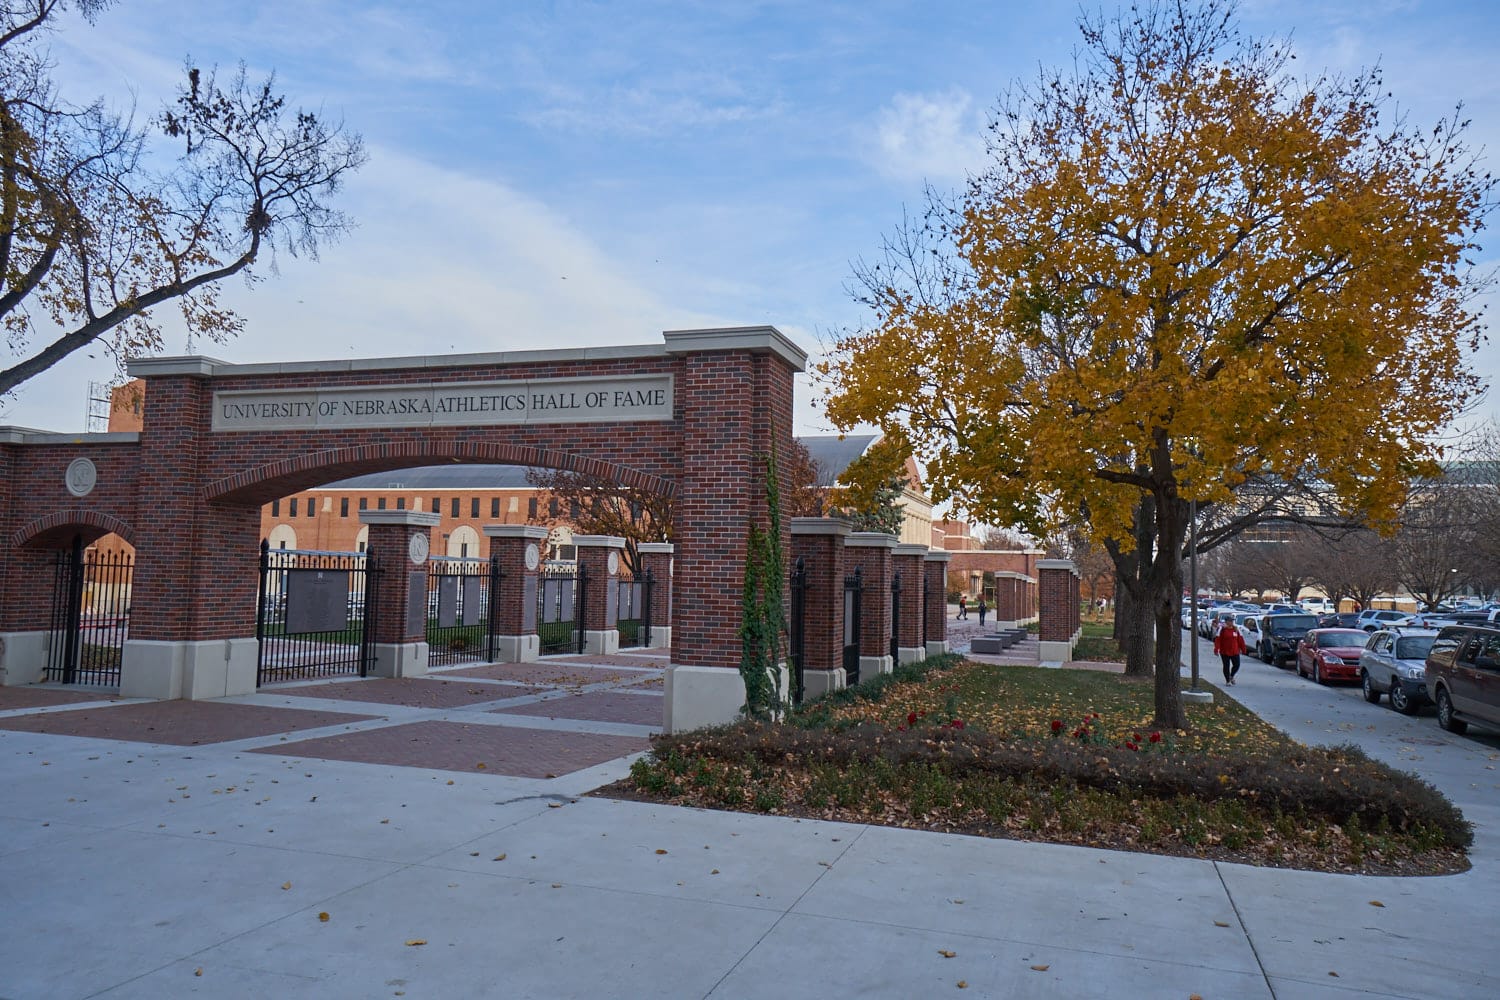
1396, 636, 1437, 659
1269, 615, 1318, 633
1317, 630, 1367, 648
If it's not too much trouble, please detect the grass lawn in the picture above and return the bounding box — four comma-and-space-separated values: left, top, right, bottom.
609, 655, 1469, 875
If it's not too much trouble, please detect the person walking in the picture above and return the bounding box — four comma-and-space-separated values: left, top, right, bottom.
977, 596, 988, 627
1214, 619, 1247, 685
957, 594, 967, 620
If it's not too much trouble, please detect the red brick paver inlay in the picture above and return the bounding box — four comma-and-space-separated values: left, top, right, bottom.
0, 686, 121, 710
249, 720, 649, 778
0, 700, 376, 745
274, 677, 541, 709
549, 652, 669, 667
447, 662, 650, 687
492, 691, 663, 728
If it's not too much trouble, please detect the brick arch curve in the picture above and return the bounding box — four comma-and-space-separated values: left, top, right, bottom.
203, 442, 677, 505
12, 509, 135, 549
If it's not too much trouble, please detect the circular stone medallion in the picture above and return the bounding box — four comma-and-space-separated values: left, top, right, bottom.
408, 533, 430, 565
607, 551, 620, 575
525, 543, 540, 571
65, 458, 98, 497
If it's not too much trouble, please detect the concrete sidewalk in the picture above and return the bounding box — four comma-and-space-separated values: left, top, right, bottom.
2, 637, 1497, 998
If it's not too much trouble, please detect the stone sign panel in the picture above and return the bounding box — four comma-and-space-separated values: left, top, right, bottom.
285, 569, 350, 634
212, 374, 673, 432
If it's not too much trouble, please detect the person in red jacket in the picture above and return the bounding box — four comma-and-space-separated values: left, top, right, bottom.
1214, 621, 1247, 685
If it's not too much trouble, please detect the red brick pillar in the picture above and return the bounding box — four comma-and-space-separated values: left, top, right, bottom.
115, 365, 263, 700
662, 327, 803, 732
362, 510, 440, 677
1037, 559, 1080, 667
923, 550, 951, 655
892, 544, 929, 664
844, 532, 896, 682
637, 543, 674, 649
575, 535, 625, 655
790, 518, 850, 697
483, 524, 549, 662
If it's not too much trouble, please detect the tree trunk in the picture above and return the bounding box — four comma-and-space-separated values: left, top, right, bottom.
1149, 496, 1190, 731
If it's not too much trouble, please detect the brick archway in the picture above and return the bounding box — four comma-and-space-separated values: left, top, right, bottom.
0, 327, 803, 728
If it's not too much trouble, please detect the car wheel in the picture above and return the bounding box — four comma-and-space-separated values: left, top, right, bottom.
1436, 688, 1468, 734
1389, 681, 1416, 716
1313, 661, 1324, 685
1362, 671, 1381, 704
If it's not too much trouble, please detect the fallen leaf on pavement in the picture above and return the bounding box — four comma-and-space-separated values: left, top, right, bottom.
318, 912, 330, 922
405, 939, 426, 947
1031, 965, 1049, 972
938, 950, 956, 958
1369, 900, 1384, 907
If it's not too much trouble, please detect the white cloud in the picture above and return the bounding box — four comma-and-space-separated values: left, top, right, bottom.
869, 88, 987, 184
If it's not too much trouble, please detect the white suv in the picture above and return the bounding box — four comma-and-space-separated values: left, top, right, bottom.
1356, 609, 1410, 632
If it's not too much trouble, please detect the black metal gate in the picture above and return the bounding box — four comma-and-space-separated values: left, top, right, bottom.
843, 565, 863, 685
256, 542, 379, 684
617, 570, 654, 648
426, 556, 493, 667
538, 563, 586, 655
789, 557, 807, 703
890, 571, 902, 664
46, 535, 132, 687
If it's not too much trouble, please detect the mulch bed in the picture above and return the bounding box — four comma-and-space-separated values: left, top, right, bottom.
250, 719, 650, 778
0, 700, 376, 745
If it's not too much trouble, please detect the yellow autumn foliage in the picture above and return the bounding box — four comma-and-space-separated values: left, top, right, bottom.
821, 1, 1487, 552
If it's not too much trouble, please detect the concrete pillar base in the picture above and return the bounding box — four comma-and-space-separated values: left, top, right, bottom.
1182, 689, 1215, 704
1037, 639, 1075, 668
664, 663, 746, 733
0, 631, 48, 686
639, 626, 671, 650
583, 629, 620, 656
925, 640, 950, 657
491, 634, 540, 663
120, 638, 259, 700
663, 662, 791, 732
801, 667, 846, 699
897, 646, 927, 666
371, 642, 429, 678
859, 654, 893, 680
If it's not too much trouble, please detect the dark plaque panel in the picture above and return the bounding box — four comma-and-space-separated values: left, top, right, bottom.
285, 569, 351, 634
522, 576, 537, 632
438, 576, 459, 627
406, 571, 427, 637
462, 576, 483, 626
604, 572, 619, 626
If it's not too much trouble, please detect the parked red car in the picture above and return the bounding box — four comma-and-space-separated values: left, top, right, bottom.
1296, 628, 1369, 684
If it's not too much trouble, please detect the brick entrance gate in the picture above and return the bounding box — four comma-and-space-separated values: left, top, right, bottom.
0, 327, 802, 731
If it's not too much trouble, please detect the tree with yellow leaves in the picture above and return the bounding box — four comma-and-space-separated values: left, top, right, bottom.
821, 0, 1490, 728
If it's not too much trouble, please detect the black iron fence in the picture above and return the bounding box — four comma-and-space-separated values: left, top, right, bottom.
890, 571, 902, 663
47, 536, 132, 687
616, 570, 655, 648
789, 557, 807, 703
256, 542, 378, 685
843, 565, 863, 685
425, 556, 495, 667
537, 562, 585, 655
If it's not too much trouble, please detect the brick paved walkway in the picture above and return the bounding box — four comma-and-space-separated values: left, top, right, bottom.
0, 651, 666, 779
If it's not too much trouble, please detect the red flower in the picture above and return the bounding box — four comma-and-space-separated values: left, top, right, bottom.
949, 719, 965, 729
1149, 732, 1162, 744
1133, 733, 1143, 742
1050, 719, 1064, 733
907, 712, 918, 725
1125, 741, 1139, 751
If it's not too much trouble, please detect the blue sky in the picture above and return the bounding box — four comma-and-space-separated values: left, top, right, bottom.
2, 0, 1497, 439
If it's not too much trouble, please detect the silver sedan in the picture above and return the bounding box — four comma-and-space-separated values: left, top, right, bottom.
1360, 628, 1439, 715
